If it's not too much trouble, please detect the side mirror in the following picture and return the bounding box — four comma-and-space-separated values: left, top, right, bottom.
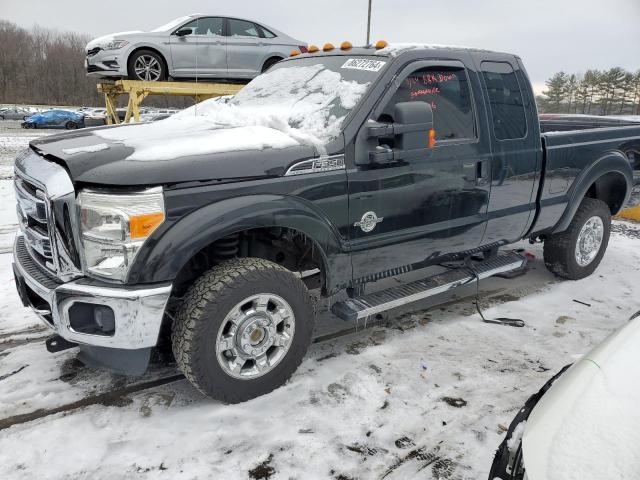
393, 101, 433, 150
365, 101, 435, 165
175, 28, 192, 37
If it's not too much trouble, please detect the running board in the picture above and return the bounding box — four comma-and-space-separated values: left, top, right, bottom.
331, 253, 527, 322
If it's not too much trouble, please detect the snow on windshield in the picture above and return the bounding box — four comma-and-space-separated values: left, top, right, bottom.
93, 64, 369, 161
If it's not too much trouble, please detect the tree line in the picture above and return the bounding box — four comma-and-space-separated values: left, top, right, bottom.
0, 20, 190, 108
2, 19, 639, 116
537, 68, 640, 115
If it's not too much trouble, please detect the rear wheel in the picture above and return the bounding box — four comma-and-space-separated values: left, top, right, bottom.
128, 50, 166, 81
171, 257, 315, 403
543, 197, 611, 279
65, 121, 78, 130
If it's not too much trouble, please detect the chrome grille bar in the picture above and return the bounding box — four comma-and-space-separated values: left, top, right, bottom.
14, 171, 55, 270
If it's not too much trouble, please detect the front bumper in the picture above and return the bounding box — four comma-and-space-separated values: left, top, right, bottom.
13, 235, 171, 350
85, 48, 128, 78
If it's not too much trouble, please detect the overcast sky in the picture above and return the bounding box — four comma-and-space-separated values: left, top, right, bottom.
1, 0, 639, 93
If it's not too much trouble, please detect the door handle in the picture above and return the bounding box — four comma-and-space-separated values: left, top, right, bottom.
463, 160, 489, 185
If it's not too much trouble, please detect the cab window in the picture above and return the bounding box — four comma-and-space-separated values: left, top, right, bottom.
181, 17, 224, 36
480, 61, 527, 140
259, 26, 276, 38
381, 66, 476, 141
228, 19, 260, 37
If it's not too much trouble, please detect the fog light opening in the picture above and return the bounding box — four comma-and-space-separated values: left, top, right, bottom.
68, 303, 116, 336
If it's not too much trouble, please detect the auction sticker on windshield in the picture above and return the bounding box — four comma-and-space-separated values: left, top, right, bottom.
341, 58, 386, 72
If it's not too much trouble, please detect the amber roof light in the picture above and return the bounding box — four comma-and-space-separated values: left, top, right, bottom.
375, 40, 388, 49
340, 41, 352, 50
308, 44, 319, 53
323, 43, 335, 51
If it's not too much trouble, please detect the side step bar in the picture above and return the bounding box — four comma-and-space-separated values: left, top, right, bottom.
331, 253, 526, 322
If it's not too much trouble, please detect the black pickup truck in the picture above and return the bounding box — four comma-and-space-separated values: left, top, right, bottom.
12, 43, 639, 402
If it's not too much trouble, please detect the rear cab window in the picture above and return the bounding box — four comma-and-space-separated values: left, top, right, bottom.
480, 61, 527, 140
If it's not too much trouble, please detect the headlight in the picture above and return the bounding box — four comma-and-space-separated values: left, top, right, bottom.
104, 40, 129, 50
78, 187, 165, 282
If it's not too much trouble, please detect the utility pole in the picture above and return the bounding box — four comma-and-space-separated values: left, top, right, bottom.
366, 0, 372, 45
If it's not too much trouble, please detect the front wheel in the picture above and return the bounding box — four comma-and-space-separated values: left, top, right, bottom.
128, 50, 167, 81
172, 257, 315, 403
543, 197, 611, 279
65, 121, 78, 130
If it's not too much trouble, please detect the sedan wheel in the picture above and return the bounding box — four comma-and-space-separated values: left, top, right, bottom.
128, 50, 166, 82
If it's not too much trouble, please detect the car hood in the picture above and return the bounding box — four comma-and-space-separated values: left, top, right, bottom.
86, 31, 145, 49
29, 125, 316, 186
522, 316, 640, 480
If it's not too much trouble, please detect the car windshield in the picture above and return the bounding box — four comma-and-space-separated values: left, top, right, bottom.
151, 15, 195, 32
229, 55, 387, 143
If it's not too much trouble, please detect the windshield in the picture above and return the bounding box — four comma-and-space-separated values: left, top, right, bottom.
229, 56, 386, 143
151, 15, 194, 32
92, 56, 387, 161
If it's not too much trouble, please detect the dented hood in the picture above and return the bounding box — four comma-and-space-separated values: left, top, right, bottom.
29, 126, 316, 186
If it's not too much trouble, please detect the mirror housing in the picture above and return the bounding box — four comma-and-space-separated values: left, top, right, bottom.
175, 28, 192, 37
365, 101, 435, 165
393, 101, 433, 150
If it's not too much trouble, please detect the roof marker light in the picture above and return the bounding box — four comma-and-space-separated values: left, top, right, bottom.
290, 49, 300, 56
323, 43, 335, 51
308, 44, 319, 53
340, 41, 352, 50
375, 40, 388, 49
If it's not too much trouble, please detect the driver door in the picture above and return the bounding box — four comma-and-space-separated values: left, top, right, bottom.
169, 17, 227, 77
347, 60, 491, 282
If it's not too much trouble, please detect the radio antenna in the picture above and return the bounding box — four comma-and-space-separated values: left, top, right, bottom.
194, 17, 199, 115
366, 0, 372, 45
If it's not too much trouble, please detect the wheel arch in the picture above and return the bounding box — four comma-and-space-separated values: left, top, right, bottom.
552, 152, 633, 234
261, 55, 284, 72
127, 46, 169, 77
128, 194, 350, 295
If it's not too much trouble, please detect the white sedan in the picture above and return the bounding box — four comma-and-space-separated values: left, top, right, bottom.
489, 313, 640, 480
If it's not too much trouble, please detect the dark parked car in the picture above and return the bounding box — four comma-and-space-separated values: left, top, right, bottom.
12, 43, 638, 403
22, 110, 84, 129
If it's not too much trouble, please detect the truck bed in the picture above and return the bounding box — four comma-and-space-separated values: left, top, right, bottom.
533, 122, 640, 234
539, 113, 640, 133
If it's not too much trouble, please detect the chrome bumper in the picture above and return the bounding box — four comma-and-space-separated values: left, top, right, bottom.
13, 235, 171, 349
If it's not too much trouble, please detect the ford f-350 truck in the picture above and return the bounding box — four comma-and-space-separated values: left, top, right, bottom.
12, 43, 639, 402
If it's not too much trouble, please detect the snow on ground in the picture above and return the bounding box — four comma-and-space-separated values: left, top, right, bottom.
0, 120, 54, 178
0, 182, 639, 479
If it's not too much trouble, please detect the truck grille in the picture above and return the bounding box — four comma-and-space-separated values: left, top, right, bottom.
14, 174, 55, 273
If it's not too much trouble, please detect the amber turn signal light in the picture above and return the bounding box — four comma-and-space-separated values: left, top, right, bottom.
323, 43, 335, 51
340, 41, 352, 50
130, 213, 165, 239
428, 129, 436, 148
375, 40, 388, 49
